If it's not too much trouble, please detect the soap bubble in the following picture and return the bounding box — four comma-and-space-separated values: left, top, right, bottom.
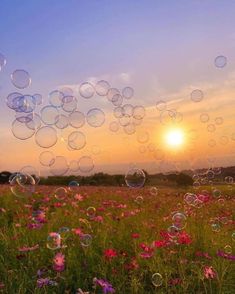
40, 105, 59, 125
11, 69, 31, 89
200, 113, 209, 123
68, 181, 79, 191
10, 173, 35, 198
47, 233, 61, 250
215, 117, 223, 125
79, 82, 95, 99
137, 131, 149, 144
35, 126, 57, 148
50, 156, 69, 176
54, 187, 68, 200
49, 90, 64, 108
20, 165, 40, 184
55, 114, 69, 129
69, 160, 79, 172
111, 94, 123, 106
156, 100, 166, 111
39, 151, 55, 166
68, 131, 86, 150
191, 89, 203, 102
12, 119, 35, 140
207, 124, 216, 132
122, 86, 134, 99
172, 212, 187, 230
224, 245, 232, 254
78, 156, 94, 173
152, 273, 163, 287
124, 123, 135, 135
135, 196, 144, 205
69, 111, 85, 128
33, 93, 43, 105
86, 207, 96, 218
6, 92, 22, 110
80, 234, 92, 247
149, 186, 158, 196
184, 193, 197, 205
109, 121, 119, 132
133, 105, 145, 120
95, 80, 110, 96
26, 113, 42, 130
125, 168, 146, 188
62, 95, 77, 113
214, 55, 227, 68
86, 108, 105, 128
107, 88, 120, 102
113, 106, 124, 118
58, 227, 70, 240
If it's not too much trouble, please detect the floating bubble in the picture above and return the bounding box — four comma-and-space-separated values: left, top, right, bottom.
95, 80, 110, 96
225, 176, 233, 184
133, 105, 145, 120
119, 114, 131, 126
40, 105, 59, 125
107, 88, 120, 102
49, 90, 64, 108
109, 121, 119, 132
122, 87, 134, 99
191, 89, 203, 102
200, 113, 210, 123
207, 124, 216, 132
47, 233, 61, 250
215, 117, 223, 125
167, 225, 179, 237
214, 55, 227, 68
137, 131, 149, 144
35, 126, 57, 148
113, 106, 124, 118
58, 227, 70, 239
184, 193, 197, 205
135, 195, 143, 205
6, 92, 22, 110
122, 104, 134, 116
79, 82, 95, 99
111, 94, 123, 107
39, 151, 55, 166
68, 131, 86, 150
152, 273, 163, 287
50, 156, 69, 176
10, 173, 35, 198
15, 112, 34, 124
172, 212, 187, 230
224, 245, 232, 254
212, 189, 221, 198
86, 108, 105, 128
232, 232, 235, 242
211, 222, 221, 232
86, 207, 96, 218
68, 181, 79, 191
33, 93, 43, 105
62, 95, 77, 113
69, 111, 85, 128
15, 95, 36, 113
156, 100, 166, 111
60, 86, 74, 96
26, 113, 42, 130
160, 110, 175, 125
11, 69, 31, 89
80, 234, 92, 247
149, 186, 158, 196
12, 119, 35, 140
125, 168, 145, 188
78, 156, 94, 173
124, 123, 136, 135
20, 165, 40, 184
55, 114, 69, 129
54, 187, 68, 201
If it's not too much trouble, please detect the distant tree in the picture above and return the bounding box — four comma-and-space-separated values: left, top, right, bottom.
176, 173, 193, 186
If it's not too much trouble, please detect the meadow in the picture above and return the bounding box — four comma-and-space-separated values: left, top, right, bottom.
0, 184, 234, 294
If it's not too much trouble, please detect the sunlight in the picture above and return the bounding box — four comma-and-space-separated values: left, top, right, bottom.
165, 128, 185, 148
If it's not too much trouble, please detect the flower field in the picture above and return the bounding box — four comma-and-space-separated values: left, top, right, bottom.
0, 185, 234, 293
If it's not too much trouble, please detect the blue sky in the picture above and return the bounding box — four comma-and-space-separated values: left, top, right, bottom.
0, 1, 235, 173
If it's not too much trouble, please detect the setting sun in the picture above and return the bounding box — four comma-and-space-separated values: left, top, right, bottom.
165, 129, 185, 148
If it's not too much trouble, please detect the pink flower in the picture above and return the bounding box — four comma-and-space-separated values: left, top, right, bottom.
72, 228, 83, 236
177, 231, 192, 245
204, 266, 216, 279
131, 233, 139, 239
53, 252, 65, 272
18, 244, 39, 252
104, 249, 117, 260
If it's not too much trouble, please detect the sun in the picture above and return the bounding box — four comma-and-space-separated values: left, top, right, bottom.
165, 128, 184, 148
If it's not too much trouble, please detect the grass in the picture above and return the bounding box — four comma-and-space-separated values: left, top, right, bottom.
0, 184, 234, 293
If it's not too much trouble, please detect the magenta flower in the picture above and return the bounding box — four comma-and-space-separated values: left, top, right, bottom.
93, 278, 115, 293
53, 252, 65, 272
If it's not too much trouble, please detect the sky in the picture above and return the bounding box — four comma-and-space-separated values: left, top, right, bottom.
0, 0, 235, 176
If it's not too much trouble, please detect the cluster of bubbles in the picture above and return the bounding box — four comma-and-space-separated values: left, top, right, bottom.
167, 212, 187, 242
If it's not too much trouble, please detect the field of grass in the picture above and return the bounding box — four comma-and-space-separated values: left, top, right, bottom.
0, 184, 234, 293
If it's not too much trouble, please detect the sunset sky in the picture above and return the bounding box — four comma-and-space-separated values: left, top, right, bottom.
1, 1, 235, 175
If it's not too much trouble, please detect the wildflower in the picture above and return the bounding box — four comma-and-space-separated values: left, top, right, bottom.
104, 249, 117, 260
53, 252, 65, 272
177, 231, 192, 245
37, 278, 50, 288
18, 244, 39, 252
93, 278, 115, 293
203, 266, 217, 279
168, 278, 182, 286
72, 228, 83, 236
217, 250, 235, 261
131, 233, 140, 239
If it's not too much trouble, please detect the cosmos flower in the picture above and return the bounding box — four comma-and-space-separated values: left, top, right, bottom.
217, 250, 235, 261
93, 278, 115, 293
18, 244, 39, 252
53, 252, 65, 272
203, 266, 217, 279
104, 249, 117, 260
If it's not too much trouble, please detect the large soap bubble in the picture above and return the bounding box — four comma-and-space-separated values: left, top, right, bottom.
86, 108, 105, 128
11, 69, 31, 89
125, 168, 146, 188
35, 126, 57, 148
